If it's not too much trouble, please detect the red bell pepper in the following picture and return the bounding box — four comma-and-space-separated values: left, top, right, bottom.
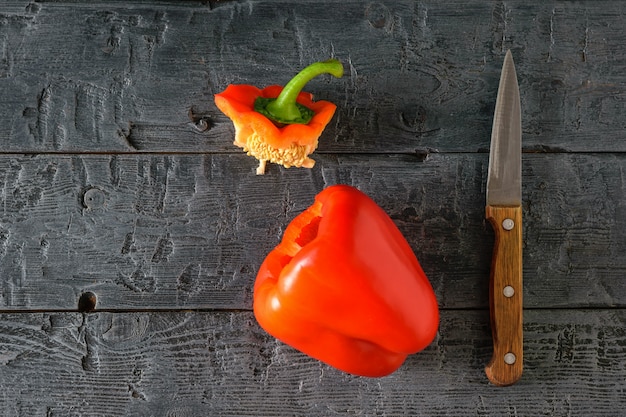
214, 59, 343, 174
253, 185, 439, 377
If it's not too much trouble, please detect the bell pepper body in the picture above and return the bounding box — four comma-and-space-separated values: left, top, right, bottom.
253, 185, 439, 377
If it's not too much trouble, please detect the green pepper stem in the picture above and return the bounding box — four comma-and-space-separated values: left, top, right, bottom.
264, 59, 344, 124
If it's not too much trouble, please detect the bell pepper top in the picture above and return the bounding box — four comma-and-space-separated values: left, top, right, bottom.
215, 59, 343, 174
253, 185, 440, 377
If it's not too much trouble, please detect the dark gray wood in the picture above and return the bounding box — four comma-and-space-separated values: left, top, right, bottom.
0, 309, 624, 416
1, 1, 625, 152
0, 153, 625, 310
1, 1, 626, 415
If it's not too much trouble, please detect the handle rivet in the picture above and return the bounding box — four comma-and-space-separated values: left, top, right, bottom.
503, 285, 515, 298
502, 218, 515, 230
504, 352, 517, 365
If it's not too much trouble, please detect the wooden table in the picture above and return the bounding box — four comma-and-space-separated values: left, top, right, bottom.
1, 1, 624, 415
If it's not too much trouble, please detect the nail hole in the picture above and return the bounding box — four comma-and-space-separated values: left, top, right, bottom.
365, 2, 390, 29
78, 292, 97, 312
194, 118, 211, 132
83, 188, 106, 209
188, 108, 212, 132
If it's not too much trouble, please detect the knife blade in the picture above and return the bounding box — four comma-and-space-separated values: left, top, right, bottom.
484, 50, 523, 387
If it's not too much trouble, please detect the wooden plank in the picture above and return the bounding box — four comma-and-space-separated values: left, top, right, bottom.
0, 309, 624, 416
0, 1, 34, 15
0, 153, 624, 310
1, 1, 625, 152
0, 1, 623, 414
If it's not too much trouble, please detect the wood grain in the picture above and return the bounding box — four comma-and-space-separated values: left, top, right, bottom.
1, 1, 625, 415
485, 205, 523, 386
0, 2, 625, 153
0, 153, 624, 310
0, 309, 624, 416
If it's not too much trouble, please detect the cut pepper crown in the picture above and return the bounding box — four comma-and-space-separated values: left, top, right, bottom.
254, 59, 344, 125
214, 59, 344, 174
253, 98, 314, 125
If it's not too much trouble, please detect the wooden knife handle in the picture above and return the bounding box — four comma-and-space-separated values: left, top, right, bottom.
485, 205, 523, 386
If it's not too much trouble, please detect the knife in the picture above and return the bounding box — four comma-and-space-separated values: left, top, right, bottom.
484, 50, 523, 387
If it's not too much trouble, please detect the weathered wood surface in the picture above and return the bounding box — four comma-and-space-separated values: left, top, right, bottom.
1, 310, 625, 416
1, 1, 626, 416
1, 1, 625, 153
0, 153, 625, 310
